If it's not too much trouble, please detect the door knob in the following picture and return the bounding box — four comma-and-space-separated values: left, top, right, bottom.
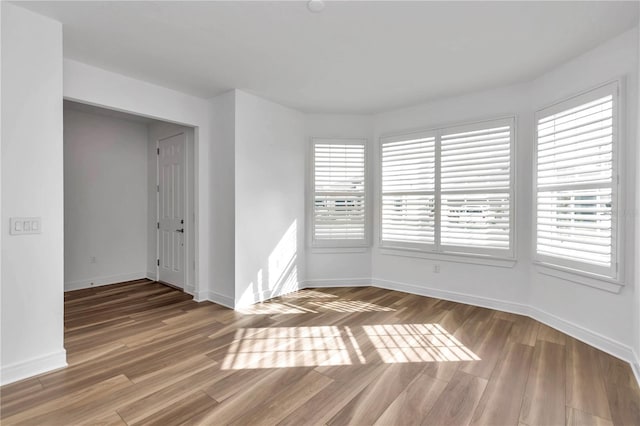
176, 228, 184, 233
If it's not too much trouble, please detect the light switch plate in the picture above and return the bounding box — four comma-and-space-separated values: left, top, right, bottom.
10, 217, 41, 235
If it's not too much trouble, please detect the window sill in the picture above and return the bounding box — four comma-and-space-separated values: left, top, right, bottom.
533, 261, 624, 294
378, 247, 517, 268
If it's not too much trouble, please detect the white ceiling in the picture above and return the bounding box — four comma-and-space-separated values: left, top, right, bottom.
16, 1, 640, 113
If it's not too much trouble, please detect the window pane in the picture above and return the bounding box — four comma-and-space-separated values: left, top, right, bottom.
441, 193, 510, 249
535, 87, 616, 275
382, 137, 435, 193
440, 124, 512, 251
381, 135, 435, 246
537, 96, 613, 188
382, 194, 435, 244
441, 125, 511, 192
313, 142, 366, 241
536, 188, 612, 267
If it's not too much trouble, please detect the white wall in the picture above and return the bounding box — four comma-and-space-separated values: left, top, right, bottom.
64, 106, 148, 290
207, 91, 236, 307
1, 3, 66, 384
303, 114, 374, 286
234, 91, 306, 306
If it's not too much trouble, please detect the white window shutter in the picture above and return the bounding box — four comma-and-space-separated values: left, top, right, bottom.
440, 122, 513, 254
313, 141, 366, 244
535, 84, 617, 277
380, 119, 513, 257
381, 134, 436, 248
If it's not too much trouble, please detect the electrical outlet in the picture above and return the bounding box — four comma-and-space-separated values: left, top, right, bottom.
433, 264, 440, 273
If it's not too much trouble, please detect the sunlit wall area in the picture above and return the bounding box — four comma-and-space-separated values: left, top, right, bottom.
234, 91, 306, 307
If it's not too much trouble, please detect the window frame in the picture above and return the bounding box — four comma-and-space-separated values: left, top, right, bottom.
533, 80, 622, 283
309, 137, 369, 249
379, 116, 516, 260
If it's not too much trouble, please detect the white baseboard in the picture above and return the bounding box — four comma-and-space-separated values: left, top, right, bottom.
146, 271, 157, 282
303, 278, 371, 288
65, 272, 147, 291
371, 278, 530, 317
240, 289, 272, 306
235, 286, 304, 308
198, 291, 234, 309
192, 290, 209, 303
1, 349, 67, 386
529, 305, 636, 366
631, 350, 640, 388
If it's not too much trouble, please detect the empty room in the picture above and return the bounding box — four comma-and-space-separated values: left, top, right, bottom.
1, 1, 639, 425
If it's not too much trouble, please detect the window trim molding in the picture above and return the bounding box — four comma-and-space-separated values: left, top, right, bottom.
379, 247, 517, 268
532, 79, 624, 287
378, 115, 517, 260
533, 261, 624, 293
308, 137, 370, 249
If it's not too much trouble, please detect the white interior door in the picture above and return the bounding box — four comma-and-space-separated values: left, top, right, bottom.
158, 132, 186, 288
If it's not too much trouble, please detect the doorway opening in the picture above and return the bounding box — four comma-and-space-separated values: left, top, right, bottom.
63, 100, 196, 293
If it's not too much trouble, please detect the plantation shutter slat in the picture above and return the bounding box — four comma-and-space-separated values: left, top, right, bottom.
313, 141, 366, 242
440, 124, 512, 250
535, 87, 616, 274
381, 135, 435, 247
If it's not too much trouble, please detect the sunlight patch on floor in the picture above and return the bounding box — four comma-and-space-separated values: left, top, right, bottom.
308, 300, 395, 313
364, 324, 480, 363
236, 302, 317, 315
221, 326, 352, 369
221, 324, 479, 369
282, 290, 339, 300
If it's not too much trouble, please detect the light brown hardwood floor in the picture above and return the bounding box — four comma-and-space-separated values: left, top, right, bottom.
1, 279, 639, 425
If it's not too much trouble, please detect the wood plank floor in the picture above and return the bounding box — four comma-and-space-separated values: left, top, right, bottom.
1, 279, 639, 425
